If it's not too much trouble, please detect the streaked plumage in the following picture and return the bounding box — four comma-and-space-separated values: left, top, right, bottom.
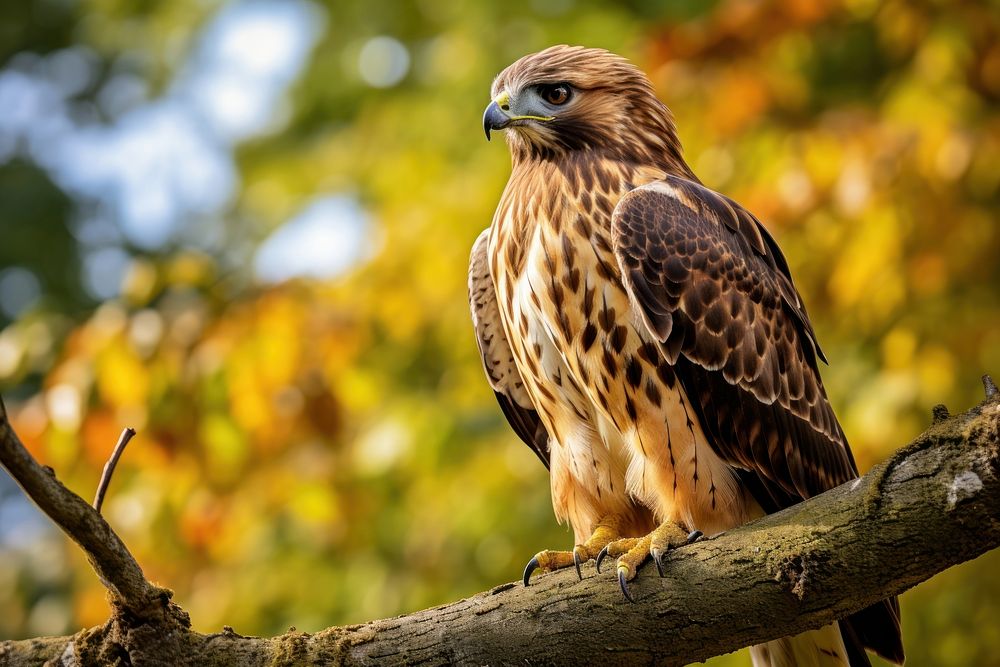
470, 45, 902, 667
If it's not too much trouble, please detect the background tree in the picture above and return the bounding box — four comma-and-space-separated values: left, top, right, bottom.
0, 1, 998, 665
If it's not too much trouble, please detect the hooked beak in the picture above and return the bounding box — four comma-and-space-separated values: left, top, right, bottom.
483, 100, 510, 141
483, 90, 556, 141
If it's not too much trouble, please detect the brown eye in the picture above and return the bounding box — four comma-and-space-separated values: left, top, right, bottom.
540, 84, 571, 105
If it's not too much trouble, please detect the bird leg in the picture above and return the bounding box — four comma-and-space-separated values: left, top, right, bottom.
522, 514, 627, 585
596, 520, 702, 601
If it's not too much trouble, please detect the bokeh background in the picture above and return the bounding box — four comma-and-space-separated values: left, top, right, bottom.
1, 0, 998, 664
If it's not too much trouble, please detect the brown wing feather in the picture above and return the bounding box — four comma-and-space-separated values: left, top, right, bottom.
612, 176, 902, 664
469, 230, 550, 468
612, 176, 854, 500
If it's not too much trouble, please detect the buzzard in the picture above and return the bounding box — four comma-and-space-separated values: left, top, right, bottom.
470, 45, 903, 666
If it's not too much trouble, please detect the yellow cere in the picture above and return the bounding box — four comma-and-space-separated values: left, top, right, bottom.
493, 90, 511, 110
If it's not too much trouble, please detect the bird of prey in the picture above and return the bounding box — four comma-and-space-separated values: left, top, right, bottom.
469, 46, 903, 667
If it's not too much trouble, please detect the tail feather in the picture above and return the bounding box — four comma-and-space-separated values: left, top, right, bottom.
842, 597, 905, 664
838, 620, 873, 667
751, 596, 903, 667
750, 623, 852, 667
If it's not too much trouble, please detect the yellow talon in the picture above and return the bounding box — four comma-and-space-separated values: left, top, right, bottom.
521, 514, 633, 585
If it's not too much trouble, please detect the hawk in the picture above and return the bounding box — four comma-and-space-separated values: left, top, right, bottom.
469, 46, 903, 667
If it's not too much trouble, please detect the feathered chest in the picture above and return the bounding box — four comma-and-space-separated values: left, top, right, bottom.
489, 168, 624, 348
494, 218, 621, 341
486, 160, 668, 430
488, 159, 635, 275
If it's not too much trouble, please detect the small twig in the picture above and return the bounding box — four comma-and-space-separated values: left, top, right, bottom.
984, 374, 998, 399
93, 427, 136, 514
931, 404, 950, 424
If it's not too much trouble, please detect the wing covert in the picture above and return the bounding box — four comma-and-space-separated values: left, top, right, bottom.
611, 176, 855, 503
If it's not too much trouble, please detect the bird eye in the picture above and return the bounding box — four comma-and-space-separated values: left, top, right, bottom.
539, 84, 571, 106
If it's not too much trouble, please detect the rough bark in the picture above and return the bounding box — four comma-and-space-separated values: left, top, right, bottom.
1, 385, 998, 667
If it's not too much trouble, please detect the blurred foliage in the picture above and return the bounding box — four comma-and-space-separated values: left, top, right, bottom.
0, 0, 998, 665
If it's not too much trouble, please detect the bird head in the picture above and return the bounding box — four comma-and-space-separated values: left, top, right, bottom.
483, 45, 682, 165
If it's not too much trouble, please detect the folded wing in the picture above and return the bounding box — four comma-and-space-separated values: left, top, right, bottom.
611, 177, 902, 664
469, 229, 550, 467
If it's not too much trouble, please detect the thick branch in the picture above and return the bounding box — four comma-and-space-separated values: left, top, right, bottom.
0, 399, 168, 619
1, 390, 998, 666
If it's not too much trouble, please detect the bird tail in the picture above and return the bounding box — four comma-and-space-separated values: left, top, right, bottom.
750, 622, 853, 667
749, 596, 905, 667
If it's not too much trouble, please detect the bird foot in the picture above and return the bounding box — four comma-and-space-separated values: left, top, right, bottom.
596, 520, 701, 601
522, 516, 626, 585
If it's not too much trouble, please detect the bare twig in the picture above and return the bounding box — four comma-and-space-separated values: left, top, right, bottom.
984, 373, 998, 399
93, 427, 136, 514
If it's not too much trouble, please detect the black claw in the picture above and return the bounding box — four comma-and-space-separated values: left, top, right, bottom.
686, 530, 703, 544
618, 568, 635, 602
573, 549, 583, 581
595, 546, 609, 573
523, 557, 539, 587
651, 548, 665, 577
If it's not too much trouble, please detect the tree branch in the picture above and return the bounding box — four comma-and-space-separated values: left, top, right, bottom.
0, 399, 180, 623
1, 386, 998, 666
